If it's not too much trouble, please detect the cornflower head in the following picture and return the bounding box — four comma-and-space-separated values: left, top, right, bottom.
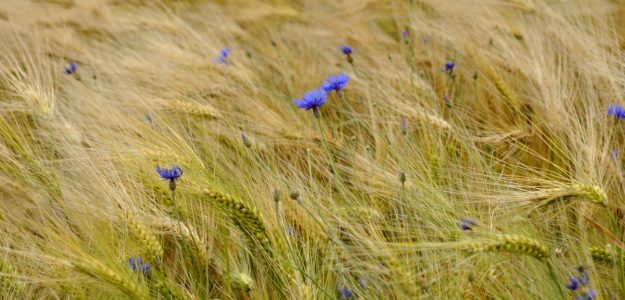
358, 278, 366, 288
340, 45, 354, 64
273, 189, 280, 202
157, 166, 183, 191
608, 104, 625, 119
127, 256, 151, 276
460, 219, 477, 231
214, 47, 230, 65
241, 133, 251, 148
340, 44, 353, 55
398, 171, 406, 184
401, 120, 407, 136
444, 94, 452, 108
338, 286, 354, 299
565, 265, 597, 299
402, 30, 411, 44
293, 88, 327, 118
321, 73, 350, 94
285, 226, 297, 235
63, 62, 77, 75
441, 62, 455, 75
612, 150, 620, 161
145, 114, 152, 123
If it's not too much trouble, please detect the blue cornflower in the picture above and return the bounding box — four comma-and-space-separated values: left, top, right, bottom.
358, 278, 366, 288
293, 88, 327, 118
157, 166, 183, 180
444, 94, 452, 108
214, 47, 230, 65
608, 105, 625, 119
612, 150, 620, 160
321, 74, 350, 94
285, 226, 297, 235
566, 276, 579, 290
577, 265, 590, 285
127, 256, 151, 275
339, 287, 354, 299
157, 166, 183, 191
63, 62, 77, 75
460, 219, 477, 230
402, 30, 408, 38
340, 45, 353, 55
441, 62, 455, 74
145, 114, 152, 123
585, 288, 597, 299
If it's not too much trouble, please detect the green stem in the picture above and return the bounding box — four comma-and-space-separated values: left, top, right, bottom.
315, 115, 347, 197
547, 263, 566, 300
296, 197, 333, 241
607, 210, 625, 294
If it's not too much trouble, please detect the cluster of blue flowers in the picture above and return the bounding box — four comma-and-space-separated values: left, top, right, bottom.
608, 104, 625, 119
63, 62, 77, 75
338, 286, 354, 300
565, 265, 596, 300
293, 73, 350, 117
127, 256, 151, 276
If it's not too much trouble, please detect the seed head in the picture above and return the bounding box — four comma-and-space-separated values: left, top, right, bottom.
398, 171, 406, 183
289, 189, 300, 200
241, 133, 252, 148
273, 189, 280, 202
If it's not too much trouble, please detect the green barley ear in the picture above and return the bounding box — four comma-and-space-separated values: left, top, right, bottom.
0, 256, 24, 293
121, 209, 163, 262
590, 246, 621, 265
231, 272, 253, 292
151, 275, 195, 300
200, 188, 271, 253
570, 184, 608, 206
301, 284, 314, 300
461, 234, 549, 262
71, 258, 148, 299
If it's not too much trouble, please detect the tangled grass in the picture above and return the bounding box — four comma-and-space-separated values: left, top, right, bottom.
0, 0, 625, 299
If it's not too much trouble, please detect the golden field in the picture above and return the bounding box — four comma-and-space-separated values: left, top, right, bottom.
0, 0, 624, 299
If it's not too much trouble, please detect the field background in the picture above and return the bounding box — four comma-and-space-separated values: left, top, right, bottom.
0, 0, 624, 299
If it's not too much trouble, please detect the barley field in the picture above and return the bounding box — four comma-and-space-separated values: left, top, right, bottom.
0, 0, 624, 299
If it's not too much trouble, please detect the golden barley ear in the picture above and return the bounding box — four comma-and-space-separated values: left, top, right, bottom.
121, 209, 163, 262
71, 258, 148, 299
200, 188, 272, 254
